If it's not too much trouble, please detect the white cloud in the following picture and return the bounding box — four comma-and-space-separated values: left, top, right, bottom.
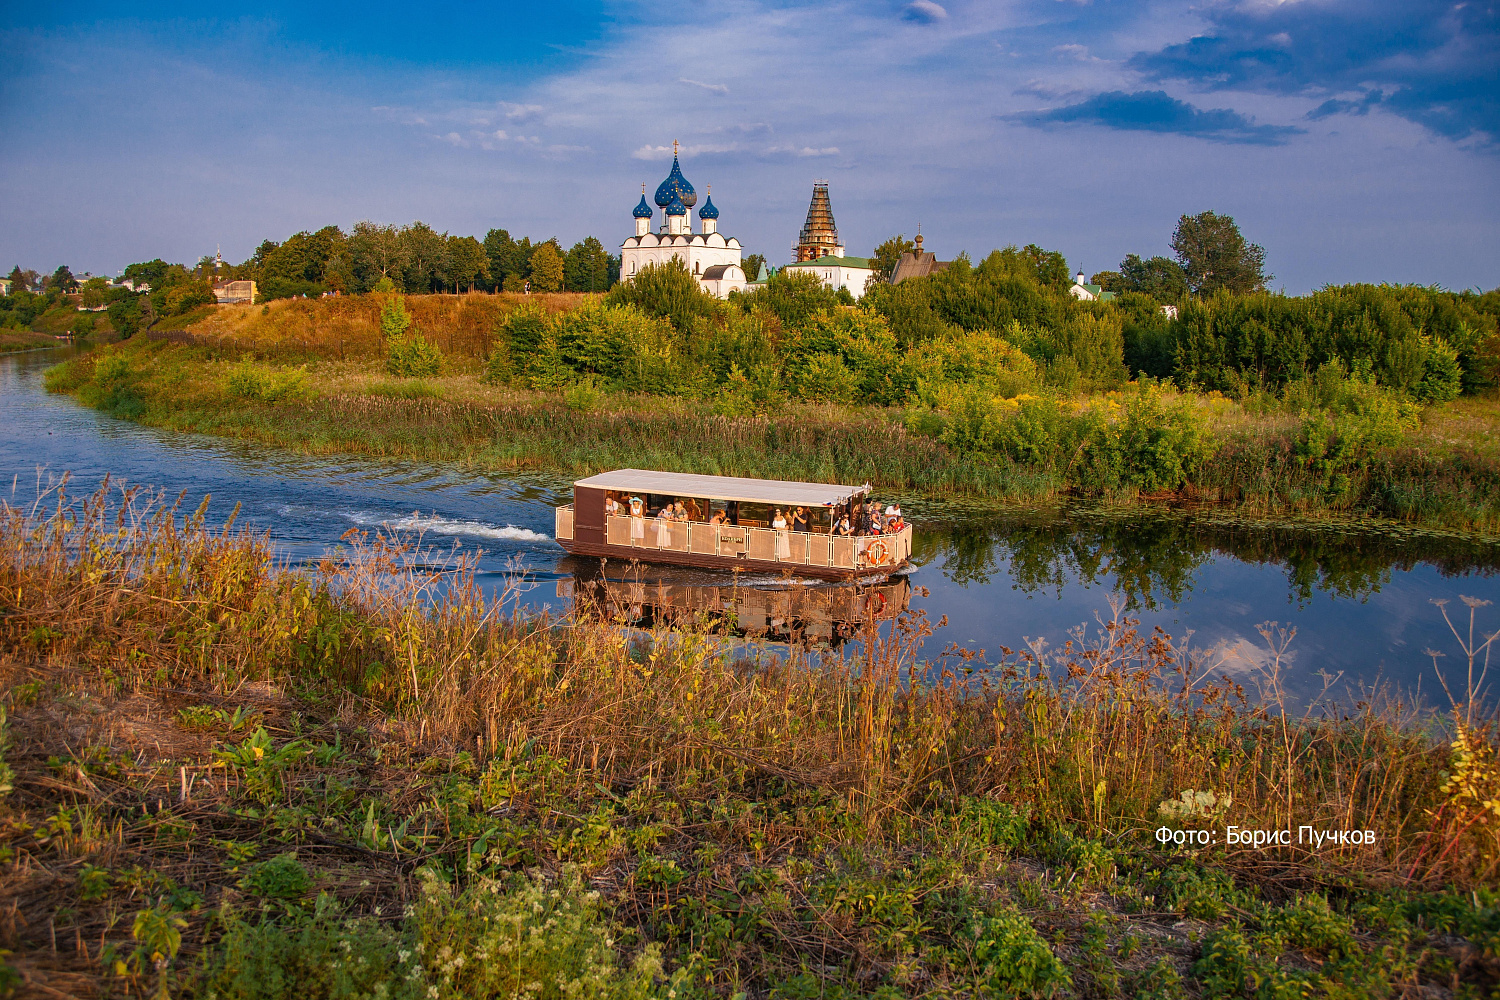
679, 78, 730, 94
904, 1, 948, 23
632, 142, 744, 159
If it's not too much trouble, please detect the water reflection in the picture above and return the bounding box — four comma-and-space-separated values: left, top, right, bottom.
919, 505, 1500, 609
558, 559, 911, 649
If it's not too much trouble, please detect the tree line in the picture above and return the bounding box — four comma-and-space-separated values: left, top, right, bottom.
226, 223, 621, 300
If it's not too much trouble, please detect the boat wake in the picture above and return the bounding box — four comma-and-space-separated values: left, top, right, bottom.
344, 511, 554, 545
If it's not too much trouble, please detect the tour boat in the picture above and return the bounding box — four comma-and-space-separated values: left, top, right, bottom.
554, 469, 912, 581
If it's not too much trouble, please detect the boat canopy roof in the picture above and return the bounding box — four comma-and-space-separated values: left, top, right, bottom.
574, 468, 870, 507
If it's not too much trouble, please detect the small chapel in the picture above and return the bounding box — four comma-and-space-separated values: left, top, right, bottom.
620, 143, 747, 298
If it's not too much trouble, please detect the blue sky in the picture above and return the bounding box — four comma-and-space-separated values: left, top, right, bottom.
1, 0, 1495, 293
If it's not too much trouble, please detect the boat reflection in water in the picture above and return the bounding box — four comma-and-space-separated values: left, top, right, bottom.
557, 559, 911, 648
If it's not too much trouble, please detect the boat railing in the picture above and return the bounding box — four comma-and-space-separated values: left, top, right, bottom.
597, 513, 910, 571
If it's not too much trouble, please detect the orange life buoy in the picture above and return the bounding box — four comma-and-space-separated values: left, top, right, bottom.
864, 591, 888, 616
866, 539, 888, 565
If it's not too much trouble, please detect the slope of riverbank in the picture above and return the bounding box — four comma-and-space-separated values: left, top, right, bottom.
43, 332, 1500, 537
3, 486, 1498, 997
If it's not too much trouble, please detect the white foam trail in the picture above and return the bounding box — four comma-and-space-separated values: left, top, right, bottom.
345, 511, 554, 544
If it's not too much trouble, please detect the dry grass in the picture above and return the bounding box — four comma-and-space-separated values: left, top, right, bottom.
3, 481, 1494, 883
3, 481, 1500, 996
186, 292, 595, 361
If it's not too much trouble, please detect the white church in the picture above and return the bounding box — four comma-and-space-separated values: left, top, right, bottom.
620, 143, 748, 298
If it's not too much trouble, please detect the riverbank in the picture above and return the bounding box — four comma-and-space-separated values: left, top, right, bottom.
43, 334, 1500, 537
3, 485, 1497, 997
0, 330, 66, 353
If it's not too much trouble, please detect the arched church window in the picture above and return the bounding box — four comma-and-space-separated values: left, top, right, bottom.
694, 261, 700, 275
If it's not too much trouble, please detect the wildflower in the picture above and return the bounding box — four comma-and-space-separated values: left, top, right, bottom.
399, 950, 411, 963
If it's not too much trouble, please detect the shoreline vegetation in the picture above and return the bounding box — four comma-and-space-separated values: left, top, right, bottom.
39, 273, 1500, 538
3, 484, 1499, 997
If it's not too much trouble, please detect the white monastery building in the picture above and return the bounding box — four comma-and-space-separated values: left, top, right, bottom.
620, 143, 747, 298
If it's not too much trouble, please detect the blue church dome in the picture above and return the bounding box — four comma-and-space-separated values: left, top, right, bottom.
697, 193, 718, 220
664, 190, 687, 216
653, 152, 697, 209
632, 194, 653, 219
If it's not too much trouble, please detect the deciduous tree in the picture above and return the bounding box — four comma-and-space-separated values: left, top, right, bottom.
870, 235, 916, 282
1118, 255, 1188, 301
564, 237, 612, 293
742, 253, 768, 283
1171, 211, 1269, 296
350, 221, 408, 290
528, 241, 565, 292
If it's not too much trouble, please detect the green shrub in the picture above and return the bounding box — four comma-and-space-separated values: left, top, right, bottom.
379, 296, 412, 340
76, 350, 145, 417
244, 854, 312, 900
956, 797, 1030, 852
1260, 894, 1357, 959
563, 378, 604, 412
482, 346, 513, 385
1416, 335, 1463, 404
413, 868, 669, 1000
967, 907, 1070, 997
1191, 925, 1319, 1000
797, 352, 860, 404
225, 362, 309, 402
199, 894, 413, 1000
605, 257, 722, 332
1091, 386, 1216, 492
386, 335, 441, 378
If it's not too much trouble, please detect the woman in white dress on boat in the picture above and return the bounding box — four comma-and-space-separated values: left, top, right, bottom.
629, 497, 645, 545
655, 504, 673, 548
772, 508, 791, 560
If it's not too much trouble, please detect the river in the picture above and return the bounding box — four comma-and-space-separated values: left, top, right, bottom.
6, 346, 1499, 707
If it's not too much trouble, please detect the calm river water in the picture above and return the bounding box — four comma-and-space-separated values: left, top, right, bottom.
6, 346, 1499, 706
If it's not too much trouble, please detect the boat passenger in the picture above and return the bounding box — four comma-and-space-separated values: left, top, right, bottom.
655, 505, 673, 547
674, 501, 689, 521
772, 508, 791, 560
791, 506, 807, 533
629, 497, 646, 544
605, 495, 621, 518
835, 514, 852, 536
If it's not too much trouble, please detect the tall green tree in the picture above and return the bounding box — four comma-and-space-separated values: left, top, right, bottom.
349, 221, 408, 290
870, 235, 916, 282
45, 265, 79, 293
564, 237, 613, 292
400, 222, 447, 294
1171, 211, 1269, 296
7, 266, 32, 294
1118, 254, 1188, 301
443, 235, 489, 292
527, 241, 565, 292
482, 229, 515, 291
122, 259, 171, 289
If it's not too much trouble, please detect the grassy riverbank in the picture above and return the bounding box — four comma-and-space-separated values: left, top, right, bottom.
43, 324, 1500, 536
0, 330, 65, 353
3, 485, 1499, 997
